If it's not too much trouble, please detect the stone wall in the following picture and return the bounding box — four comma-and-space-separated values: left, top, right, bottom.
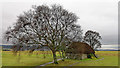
66, 53, 87, 60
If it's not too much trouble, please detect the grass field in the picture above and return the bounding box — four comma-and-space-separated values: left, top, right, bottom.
0, 46, 2, 68
2, 51, 57, 68
47, 51, 118, 66
2, 51, 119, 67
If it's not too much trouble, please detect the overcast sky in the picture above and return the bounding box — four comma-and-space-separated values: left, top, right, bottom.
0, 0, 118, 45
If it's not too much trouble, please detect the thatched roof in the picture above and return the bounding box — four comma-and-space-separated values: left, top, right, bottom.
66, 42, 95, 54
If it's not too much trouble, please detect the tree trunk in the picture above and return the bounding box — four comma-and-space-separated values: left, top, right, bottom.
43, 50, 46, 59
61, 51, 65, 61
93, 53, 98, 58
17, 51, 21, 63
52, 51, 58, 64
58, 51, 62, 58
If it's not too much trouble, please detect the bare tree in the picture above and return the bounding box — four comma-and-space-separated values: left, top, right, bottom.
4, 4, 82, 64
83, 30, 102, 50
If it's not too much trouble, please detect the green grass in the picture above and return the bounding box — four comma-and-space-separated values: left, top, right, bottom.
47, 51, 118, 66
2, 51, 119, 67
0, 46, 2, 68
2, 51, 56, 68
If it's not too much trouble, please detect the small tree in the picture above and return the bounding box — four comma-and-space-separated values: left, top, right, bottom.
4, 4, 82, 64
83, 30, 102, 50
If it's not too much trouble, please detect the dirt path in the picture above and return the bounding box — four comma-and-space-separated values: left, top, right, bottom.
34, 58, 62, 68
34, 58, 104, 68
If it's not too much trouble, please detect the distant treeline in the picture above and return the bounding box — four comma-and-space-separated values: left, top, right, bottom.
0, 45, 12, 49
0, 45, 119, 51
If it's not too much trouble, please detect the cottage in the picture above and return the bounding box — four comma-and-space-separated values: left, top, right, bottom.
65, 42, 97, 60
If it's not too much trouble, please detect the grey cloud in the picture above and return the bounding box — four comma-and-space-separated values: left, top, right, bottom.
0, 0, 118, 45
